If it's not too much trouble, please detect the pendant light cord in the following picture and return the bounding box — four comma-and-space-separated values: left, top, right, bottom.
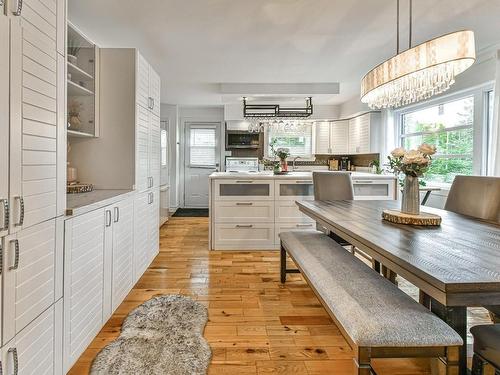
409, 0, 412, 48
396, 0, 400, 54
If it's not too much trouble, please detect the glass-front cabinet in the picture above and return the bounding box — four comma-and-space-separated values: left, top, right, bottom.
352, 179, 396, 200
67, 23, 99, 138
275, 180, 314, 200
215, 180, 274, 200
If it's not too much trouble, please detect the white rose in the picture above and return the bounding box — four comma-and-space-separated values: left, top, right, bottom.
402, 150, 428, 165
418, 143, 437, 155
391, 147, 406, 158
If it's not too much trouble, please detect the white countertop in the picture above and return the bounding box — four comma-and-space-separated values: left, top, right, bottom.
209, 171, 396, 180
66, 189, 135, 216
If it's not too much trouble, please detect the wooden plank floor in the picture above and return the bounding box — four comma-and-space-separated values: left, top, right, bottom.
69, 217, 434, 375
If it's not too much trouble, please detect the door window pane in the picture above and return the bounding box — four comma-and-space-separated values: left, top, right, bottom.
190, 127, 216, 166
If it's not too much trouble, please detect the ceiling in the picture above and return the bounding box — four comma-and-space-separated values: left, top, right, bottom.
68, 0, 500, 107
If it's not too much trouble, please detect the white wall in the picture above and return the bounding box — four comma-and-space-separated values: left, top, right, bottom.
160, 103, 179, 211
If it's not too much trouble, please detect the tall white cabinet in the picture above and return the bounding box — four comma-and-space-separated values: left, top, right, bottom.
1, 0, 66, 374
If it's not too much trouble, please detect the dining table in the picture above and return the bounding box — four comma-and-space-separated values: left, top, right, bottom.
296, 199, 500, 375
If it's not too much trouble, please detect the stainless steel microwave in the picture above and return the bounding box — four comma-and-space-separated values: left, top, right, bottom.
226, 131, 261, 149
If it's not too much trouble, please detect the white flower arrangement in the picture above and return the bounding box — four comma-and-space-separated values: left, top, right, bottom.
387, 143, 437, 177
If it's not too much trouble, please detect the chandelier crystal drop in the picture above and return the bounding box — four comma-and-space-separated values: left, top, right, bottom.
360, 3, 476, 110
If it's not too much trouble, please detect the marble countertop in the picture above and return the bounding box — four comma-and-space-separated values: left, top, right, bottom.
66, 189, 135, 216
209, 171, 397, 180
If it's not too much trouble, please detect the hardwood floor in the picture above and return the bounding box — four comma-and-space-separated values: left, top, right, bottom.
69, 217, 435, 375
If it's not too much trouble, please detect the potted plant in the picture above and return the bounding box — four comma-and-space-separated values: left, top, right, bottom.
67, 36, 81, 65
387, 144, 436, 215
276, 148, 290, 172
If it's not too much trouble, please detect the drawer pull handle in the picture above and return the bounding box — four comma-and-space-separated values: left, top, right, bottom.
295, 181, 313, 184
1, 198, 9, 230
236, 202, 253, 206
15, 196, 24, 227
13, 0, 23, 16
235, 180, 254, 184
236, 224, 253, 228
9, 240, 19, 270
8, 347, 18, 374
354, 181, 374, 184
296, 224, 313, 228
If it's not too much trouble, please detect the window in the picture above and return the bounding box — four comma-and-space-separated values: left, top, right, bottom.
400, 96, 474, 184
266, 122, 313, 158
161, 128, 167, 167
189, 126, 216, 167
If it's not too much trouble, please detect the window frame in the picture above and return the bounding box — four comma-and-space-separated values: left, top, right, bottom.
188, 124, 218, 168
263, 122, 315, 160
393, 83, 493, 186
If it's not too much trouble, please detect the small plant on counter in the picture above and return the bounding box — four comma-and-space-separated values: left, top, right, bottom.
369, 159, 382, 174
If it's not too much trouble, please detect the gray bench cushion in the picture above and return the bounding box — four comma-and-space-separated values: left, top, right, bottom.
280, 231, 463, 348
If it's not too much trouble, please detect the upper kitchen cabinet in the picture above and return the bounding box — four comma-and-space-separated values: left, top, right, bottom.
137, 52, 160, 117
0, 13, 9, 238
9, 0, 67, 230
314, 113, 380, 155
348, 112, 380, 154
67, 23, 99, 138
68, 48, 161, 191
314, 120, 349, 155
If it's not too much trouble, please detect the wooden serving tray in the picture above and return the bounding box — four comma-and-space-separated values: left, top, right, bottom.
382, 209, 442, 226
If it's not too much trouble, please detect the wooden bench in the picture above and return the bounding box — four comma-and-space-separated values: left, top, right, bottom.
279, 231, 463, 375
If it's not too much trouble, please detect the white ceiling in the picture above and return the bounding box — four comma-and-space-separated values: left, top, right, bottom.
68, 0, 500, 107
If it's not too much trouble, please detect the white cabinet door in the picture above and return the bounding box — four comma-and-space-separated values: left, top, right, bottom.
111, 198, 135, 312
314, 121, 331, 154
215, 180, 274, 201
136, 104, 150, 192
330, 120, 349, 154
9, 6, 60, 231
275, 180, 314, 201
275, 201, 315, 223
63, 208, 105, 372
148, 188, 160, 263
134, 191, 150, 282
275, 223, 316, 244
149, 114, 161, 189
3, 219, 63, 345
348, 114, 370, 154
149, 66, 161, 117
0, 14, 9, 238
2, 300, 63, 375
136, 52, 150, 110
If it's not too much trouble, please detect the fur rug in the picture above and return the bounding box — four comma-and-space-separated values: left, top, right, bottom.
90, 295, 211, 375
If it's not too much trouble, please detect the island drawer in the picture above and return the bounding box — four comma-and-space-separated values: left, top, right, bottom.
214, 180, 274, 201
275, 201, 315, 223
214, 201, 274, 223
275, 180, 314, 201
275, 223, 316, 245
214, 223, 274, 250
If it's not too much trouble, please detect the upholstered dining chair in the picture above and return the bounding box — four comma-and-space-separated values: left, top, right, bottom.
312, 171, 354, 248
470, 324, 500, 375
444, 175, 500, 321
444, 175, 500, 223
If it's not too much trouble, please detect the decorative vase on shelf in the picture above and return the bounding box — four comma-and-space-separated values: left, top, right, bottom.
68, 54, 77, 65
401, 175, 420, 215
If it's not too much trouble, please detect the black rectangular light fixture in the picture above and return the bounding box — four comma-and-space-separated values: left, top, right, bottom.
243, 97, 313, 118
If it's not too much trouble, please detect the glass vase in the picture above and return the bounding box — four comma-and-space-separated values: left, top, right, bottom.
401, 175, 420, 215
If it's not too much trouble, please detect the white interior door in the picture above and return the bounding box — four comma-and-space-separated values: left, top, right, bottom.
184, 123, 221, 208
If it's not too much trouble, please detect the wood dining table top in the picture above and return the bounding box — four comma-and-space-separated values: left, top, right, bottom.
296, 200, 500, 307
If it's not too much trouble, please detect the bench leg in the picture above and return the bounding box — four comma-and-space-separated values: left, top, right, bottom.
471, 354, 485, 375
419, 290, 431, 309
355, 348, 375, 375
280, 243, 286, 283
441, 346, 460, 375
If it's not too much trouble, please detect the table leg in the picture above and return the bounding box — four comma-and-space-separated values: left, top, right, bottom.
421, 191, 432, 205
430, 299, 468, 375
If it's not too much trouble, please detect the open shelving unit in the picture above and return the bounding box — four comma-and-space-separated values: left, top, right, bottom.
67, 22, 99, 138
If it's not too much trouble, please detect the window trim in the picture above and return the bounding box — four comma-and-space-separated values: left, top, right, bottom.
393, 83, 494, 185
188, 124, 218, 168
263, 122, 315, 161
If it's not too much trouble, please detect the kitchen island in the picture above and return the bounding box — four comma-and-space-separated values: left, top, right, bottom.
209, 171, 397, 250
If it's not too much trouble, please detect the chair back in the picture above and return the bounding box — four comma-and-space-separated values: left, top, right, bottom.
313, 171, 354, 201
444, 175, 500, 223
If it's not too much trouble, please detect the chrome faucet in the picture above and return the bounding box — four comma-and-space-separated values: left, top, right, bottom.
292, 156, 302, 171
